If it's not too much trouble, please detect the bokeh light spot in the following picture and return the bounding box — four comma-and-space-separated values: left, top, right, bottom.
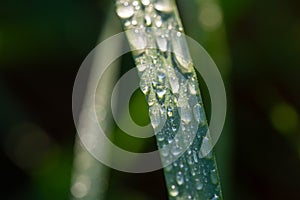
198, 2, 223, 32
270, 103, 299, 134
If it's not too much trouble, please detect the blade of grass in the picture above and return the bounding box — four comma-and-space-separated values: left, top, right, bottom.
115, 0, 223, 199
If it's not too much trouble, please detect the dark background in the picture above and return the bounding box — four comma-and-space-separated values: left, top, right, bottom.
1, 0, 300, 199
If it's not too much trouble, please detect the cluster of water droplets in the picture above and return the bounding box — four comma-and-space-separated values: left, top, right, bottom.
115, 0, 222, 199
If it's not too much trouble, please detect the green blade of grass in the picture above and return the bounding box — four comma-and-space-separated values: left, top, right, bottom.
115, 0, 223, 199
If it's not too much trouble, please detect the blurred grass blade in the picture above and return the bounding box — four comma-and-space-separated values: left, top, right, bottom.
70, 5, 122, 200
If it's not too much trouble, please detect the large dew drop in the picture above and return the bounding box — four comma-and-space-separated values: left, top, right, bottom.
171, 31, 193, 73
180, 105, 192, 124
127, 29, 147, 51
149, 103, 162, 129
166, 66, 179, 94
116, 2, 134, 19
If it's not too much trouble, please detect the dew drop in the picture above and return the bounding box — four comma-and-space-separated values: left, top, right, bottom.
157, 70, 166, 83
147, 90, 156, 106
170, 78, 179, 94
193, 103, 205, 125
195, 178, 203, 190
187, 156, 193, 165
156, 35, 168, 52
157, 133, 164, 141
140, 73, 151, 94
154, 0, 173, 13
189, 82, 197, 95
124, 20, 131, 27
116, 2, 134, 19
180, 105, 192, 124
211, 194, 220, 200
144, 14, 152, 26
149, 103, 162, 129
156, 88, 166, 99
169, 185, 179, 197
132, 0, 139, 7
171, 125, 177, 132
154, 15, 163, 27
141, 0, 150, 6
193, 150, 199, 163
171, 31, 193, 73
176, 172, 184, 185
167, 107, 173, 117
210, 169, 218, 185
137, 63, 147, 72
199, 135, 213, 158
127, 28, 147, 50
165, 164, 173, 172
171, 145, 181, 156
160, 147, 169, 157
